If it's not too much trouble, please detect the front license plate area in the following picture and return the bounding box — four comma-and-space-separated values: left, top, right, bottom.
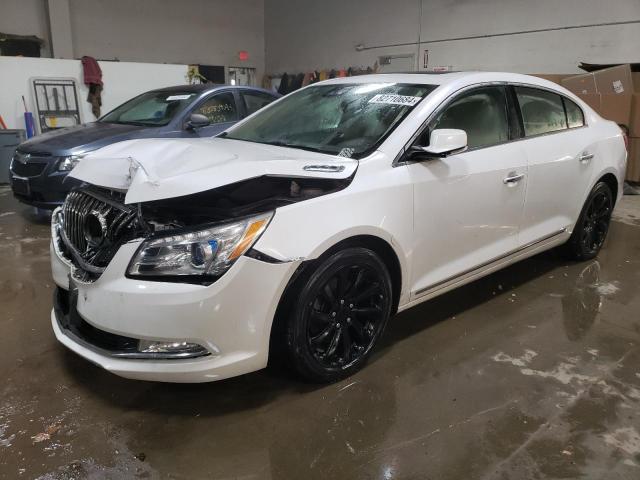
12, 177, 30, 196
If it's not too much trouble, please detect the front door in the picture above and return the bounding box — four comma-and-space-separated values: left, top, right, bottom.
408, 85, 527, 298
188, 91, 240, 137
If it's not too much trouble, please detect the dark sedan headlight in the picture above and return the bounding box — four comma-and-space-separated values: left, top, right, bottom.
127, 212, 273, 278
57, 154, 85, 171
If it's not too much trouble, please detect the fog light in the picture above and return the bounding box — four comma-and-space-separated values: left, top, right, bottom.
138, 340, 209, 358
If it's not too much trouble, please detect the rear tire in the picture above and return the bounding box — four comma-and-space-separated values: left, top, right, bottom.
562, 182, 613, 260
284, 247, 393, 383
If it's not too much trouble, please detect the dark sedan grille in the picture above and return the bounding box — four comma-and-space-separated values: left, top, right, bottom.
61, 189, 139, 275
10, 160, 47, 177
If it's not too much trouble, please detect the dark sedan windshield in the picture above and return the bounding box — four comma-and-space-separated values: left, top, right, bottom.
223, 83, 437, 158
100, 91, 197, 127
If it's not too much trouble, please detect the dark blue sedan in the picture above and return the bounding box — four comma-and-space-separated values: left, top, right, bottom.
9, 84, 279, 209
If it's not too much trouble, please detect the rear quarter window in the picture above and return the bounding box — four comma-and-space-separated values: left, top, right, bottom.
563, 98, 585, 128
515, 87, 568, 137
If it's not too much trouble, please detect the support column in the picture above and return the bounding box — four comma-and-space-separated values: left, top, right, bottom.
47, 0, 74, 58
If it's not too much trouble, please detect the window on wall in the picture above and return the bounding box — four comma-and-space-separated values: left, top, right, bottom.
563, 98, 585, 129
515, 87, 568, 136
430, 86, 510, 149
194, 92, 238, 124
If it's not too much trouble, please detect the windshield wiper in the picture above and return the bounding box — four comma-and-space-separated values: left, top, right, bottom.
101, 120, 156, 127
262, 140, 330, 154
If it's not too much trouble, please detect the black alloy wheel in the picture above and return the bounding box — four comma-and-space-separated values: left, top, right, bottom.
285, 247, 393, 382
563, 182, 613, 260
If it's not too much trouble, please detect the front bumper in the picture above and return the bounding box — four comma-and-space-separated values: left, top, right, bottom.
10, 157, 81, 208
50, 238, 298, 382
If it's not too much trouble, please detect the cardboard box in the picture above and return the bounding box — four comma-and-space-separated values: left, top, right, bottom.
633, 73, 640, 93
561, 64, 634, 96
598, 93, 633, 126
575, 93, 601, 112
575, 93, 632, 126
562, 74, 597, 94
594, 64, 634, 95
631, 94, 640, 137
531, 74, 573, 85
627, 137, 640, 182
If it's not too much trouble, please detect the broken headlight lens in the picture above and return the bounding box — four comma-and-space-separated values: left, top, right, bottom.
128, 212, 273, 278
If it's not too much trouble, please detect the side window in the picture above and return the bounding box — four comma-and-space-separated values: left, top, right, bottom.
515, 87, 567, 136
193, 92, 238, 124
430, 86, 510, 149
241, 91, 277, 116
563, 98, 585, 128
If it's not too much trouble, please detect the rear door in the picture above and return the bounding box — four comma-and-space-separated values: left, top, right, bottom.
513, 86, 594, 245
408, 85, 528, 298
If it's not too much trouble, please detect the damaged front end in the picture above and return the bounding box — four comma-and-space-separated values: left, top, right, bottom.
53, 174, 353, 284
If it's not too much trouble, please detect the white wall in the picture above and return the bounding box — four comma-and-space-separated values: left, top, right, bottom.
1, 0, 264, 79
67, 0, 265, 77
0, 56, 188, 130
265, 0, 640, 74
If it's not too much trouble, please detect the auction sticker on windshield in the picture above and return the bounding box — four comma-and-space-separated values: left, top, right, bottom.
368, 94, 422, 106
166, 94, 194, 101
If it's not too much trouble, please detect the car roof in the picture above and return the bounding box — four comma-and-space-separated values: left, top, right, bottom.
316, 71, 569, 92
147, 84, 278, 95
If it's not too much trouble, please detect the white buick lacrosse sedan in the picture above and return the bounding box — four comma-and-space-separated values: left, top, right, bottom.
50, 72, 626, 383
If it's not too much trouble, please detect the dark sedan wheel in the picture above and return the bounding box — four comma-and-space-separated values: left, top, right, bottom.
285, 247, 393, 382
563, 182, 613, 260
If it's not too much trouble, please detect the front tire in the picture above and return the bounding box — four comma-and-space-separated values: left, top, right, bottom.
563, 182, 614, 260
285, 247, 393, 383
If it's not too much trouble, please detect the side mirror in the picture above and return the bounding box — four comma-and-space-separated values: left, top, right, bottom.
186, 113, 210, 130
409, 129, 468, 159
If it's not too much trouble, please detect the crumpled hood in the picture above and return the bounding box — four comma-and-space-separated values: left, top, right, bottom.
70, 137, 358, 204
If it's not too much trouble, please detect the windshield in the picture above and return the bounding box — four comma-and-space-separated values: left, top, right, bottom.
223, 83, 437, 158
100, 91, 197, 127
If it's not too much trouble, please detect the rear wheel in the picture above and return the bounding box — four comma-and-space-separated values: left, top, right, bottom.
285, 247, 392, 383
563, 182, 613, 260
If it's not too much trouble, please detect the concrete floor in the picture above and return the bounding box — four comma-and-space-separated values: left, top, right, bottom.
1, 186, 639, 480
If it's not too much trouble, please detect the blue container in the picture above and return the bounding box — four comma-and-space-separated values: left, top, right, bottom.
24, 112, 35, 138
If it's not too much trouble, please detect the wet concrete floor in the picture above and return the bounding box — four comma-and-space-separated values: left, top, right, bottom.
1, 186, 639, 479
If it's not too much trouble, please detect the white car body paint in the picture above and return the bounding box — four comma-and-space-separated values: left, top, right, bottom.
51, 72, 627, 382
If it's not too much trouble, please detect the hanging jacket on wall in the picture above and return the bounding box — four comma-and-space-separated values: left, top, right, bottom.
278, 73, 289, 95
81, 56, 103, 118
290, 73, 304, 91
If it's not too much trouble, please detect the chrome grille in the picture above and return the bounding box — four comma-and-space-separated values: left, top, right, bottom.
60, 189, 138, 275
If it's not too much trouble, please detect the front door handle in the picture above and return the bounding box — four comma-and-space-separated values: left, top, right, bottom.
579, 152, 594, 163
503, 172, 525, 185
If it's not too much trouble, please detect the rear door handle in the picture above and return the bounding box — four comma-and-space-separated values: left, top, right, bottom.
579, 152, 594, 163
503, 172, 525, 185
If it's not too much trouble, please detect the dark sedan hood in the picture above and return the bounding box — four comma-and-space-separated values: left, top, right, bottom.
18, 122, 150, 156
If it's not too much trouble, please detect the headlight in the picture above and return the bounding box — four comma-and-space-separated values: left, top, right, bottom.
127, 212, 273, 279
57, 154, 84, 171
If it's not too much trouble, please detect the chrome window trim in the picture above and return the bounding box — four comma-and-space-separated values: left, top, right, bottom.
393, 81, 588, 167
